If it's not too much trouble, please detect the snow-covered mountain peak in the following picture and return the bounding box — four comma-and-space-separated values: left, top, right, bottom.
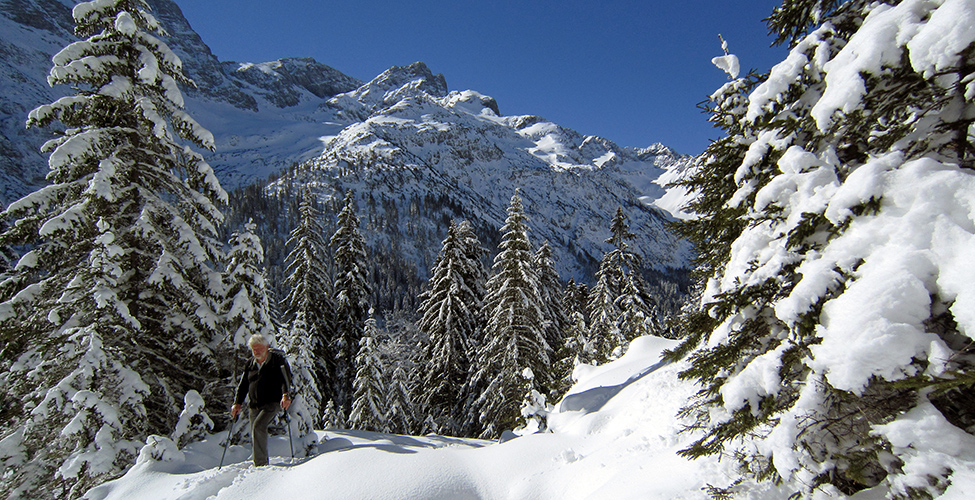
0, 0, 366, 198
328, 61, 448, 119
1, 0, 696, 286
276, 61, 696, 283
441, 90, 502, 117
370, 61, 448, 97
635, 143, 677, 159
229, 57, 363, 107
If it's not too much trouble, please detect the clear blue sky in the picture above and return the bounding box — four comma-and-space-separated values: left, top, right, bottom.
177, 0, 787, 155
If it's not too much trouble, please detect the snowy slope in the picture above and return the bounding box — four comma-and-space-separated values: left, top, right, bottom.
82, 338, 787, 500
0, 0, 363, 203
0, 0, 76, 203
85, 334, 975, 499
272, 62, 695, 281
1, 0, 695, 282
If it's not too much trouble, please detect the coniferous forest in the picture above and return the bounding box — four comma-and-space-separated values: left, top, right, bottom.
2, 0, 975, 499
0, 5, 681, 497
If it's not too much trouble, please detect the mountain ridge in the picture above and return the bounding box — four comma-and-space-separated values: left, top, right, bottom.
0, 0, 695, 287
272, 61, 694, 284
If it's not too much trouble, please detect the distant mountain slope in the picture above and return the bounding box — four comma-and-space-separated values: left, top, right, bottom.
261, 61, 695, 284
0, 0, 362, 202
0, 0, 694, 286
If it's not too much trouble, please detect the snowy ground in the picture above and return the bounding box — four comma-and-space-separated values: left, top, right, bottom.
82, 337, 923, 500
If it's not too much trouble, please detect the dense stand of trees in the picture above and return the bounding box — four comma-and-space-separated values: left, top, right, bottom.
4, 1, 975, 499
223, 186, 679, 441
215, 176, 688, 443
268, 189, 680, 437
0, 1, 679, 498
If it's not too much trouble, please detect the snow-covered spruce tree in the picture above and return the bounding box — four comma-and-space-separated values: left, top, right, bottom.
321, 399, 344, 430
455, 218, 491, 433
0, 1, 226, 497
330, 190, 371, 418
587, 207, 655, 362
606, 208, 657, 344
278, 312, 324, 447
171, 390, 213, 450
552, 307, 588, 399
0, 217, 13, 278
416, 219, 486, 435
470, 191, 551, 439
386, 362, 417, 435
672, 1, 975, 497
538, 245, 576, 400
550, 281, 596, 400
533, 242, 567, 374
586, 259, 622, 364
616, 270, 656, 342
456, 219, 490, 292
560, 278, 593, 363
223, 220, 274, 348
349, 312, 387, 432
282, 188, 334, 412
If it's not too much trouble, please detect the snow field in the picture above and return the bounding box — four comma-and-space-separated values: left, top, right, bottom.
86, 336, 788, 500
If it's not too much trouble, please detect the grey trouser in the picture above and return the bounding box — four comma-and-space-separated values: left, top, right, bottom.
249, 402, 279, 466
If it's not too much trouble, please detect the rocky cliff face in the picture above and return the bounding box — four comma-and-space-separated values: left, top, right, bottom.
0, 0, 694, 285
0, 0, 363, 201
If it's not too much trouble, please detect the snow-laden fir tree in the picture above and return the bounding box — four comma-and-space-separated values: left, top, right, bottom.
171, 390, 213, 450
550, 279, 589, 399
552, 307, 587, 399
223, 220, 274, 349
278, 312, 324, 448
616, 270, 656, 342
587, 208, 628, 361
671, 1, 975, 498
0, 1, 226, 497
561, 278, 593, 363
588, 207, 657, 362
564, 278, 589, 315
385, 361, 417, 435
470, 191, 550, 439
454, 218, 490, 432
349, 312, 387, 432
321, 399, 344, 430
282, 188, 334, 412
586, 261, 622, 364
0, 217, 13, 278
456, 219, 489, 292
533, 242, 567, 377
606, 208, 656, 343
416, 219, 487, 435
330, 190, 371, 418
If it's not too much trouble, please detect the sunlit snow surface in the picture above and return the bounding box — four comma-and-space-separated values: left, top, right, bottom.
74, 334, 975, 499
84, 338, 781, 500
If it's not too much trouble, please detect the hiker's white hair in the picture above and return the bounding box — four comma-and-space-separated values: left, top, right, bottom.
247, 333, 270, 348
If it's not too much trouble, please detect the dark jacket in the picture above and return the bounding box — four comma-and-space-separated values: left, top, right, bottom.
234, 349, 293, 409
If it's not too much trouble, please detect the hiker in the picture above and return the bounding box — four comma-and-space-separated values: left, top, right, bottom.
231, 333, 293, 466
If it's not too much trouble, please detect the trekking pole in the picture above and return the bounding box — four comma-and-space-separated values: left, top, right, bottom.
283, 408, 295, 463
280, 363, 295, 463
218, 413, 238, 469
